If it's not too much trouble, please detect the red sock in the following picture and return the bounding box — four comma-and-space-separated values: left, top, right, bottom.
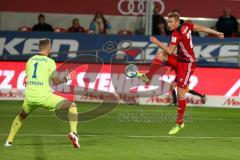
146, 57, 163, 80
177, 99, 187, 125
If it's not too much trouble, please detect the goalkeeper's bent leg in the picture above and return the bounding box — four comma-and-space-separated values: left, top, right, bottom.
68, 103, 78, 134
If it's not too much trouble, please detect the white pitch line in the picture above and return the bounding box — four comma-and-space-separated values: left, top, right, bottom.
0, 114, 239, 121
124, 135, 240, 139
0, 134, 240, 140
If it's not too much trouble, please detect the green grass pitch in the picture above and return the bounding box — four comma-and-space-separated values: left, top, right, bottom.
1, 101, 240, 160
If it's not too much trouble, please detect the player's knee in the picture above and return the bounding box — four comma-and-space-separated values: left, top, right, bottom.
178, 94, 185, 100
156, 52, 164, 59
70, 102, 77, 112
177, 87, 186, 99
60, 100, 77, 110
156, 52, 167, 61
71, 102, 77, 108
19, 111, 28, 119
177, 92, 185, 99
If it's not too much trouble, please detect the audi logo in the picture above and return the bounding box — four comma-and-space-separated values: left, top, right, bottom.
117, 0, 165, 16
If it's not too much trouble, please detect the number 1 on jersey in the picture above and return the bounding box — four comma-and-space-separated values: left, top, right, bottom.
32, 62, 38, 78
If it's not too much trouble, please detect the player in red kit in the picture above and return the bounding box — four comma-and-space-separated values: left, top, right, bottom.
137, 12, 224, 135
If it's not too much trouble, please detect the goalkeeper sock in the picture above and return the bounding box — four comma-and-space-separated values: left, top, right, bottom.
7, 115, 24, 143
146, 57, 163, 80
68, 106, 78, 134
177, 98, 187, 125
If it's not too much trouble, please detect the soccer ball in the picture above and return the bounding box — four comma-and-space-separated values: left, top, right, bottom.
125, 64, 138, 78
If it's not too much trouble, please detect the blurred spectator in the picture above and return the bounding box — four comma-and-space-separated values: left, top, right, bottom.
216, 8, 238, 37
238, 24, 240, 37
152, 7, 169, 35
89, 12, 111, 34
32, 14, 54, 32
67, 18, 86, 33
186, 20, 200, 37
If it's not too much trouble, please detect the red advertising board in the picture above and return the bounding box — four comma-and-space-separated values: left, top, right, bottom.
0, 61, 239, 97
1, 0, 239, 18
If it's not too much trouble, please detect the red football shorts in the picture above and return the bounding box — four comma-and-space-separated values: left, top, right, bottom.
166, 54, 195, 89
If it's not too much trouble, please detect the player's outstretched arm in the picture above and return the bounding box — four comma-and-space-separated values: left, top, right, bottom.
193, 24, 224, 39
150, 36, 176, 55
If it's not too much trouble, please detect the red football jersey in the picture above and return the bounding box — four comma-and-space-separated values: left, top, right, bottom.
170, 23, 195, 62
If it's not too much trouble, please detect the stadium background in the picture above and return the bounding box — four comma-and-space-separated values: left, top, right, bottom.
0, 0, 240, 160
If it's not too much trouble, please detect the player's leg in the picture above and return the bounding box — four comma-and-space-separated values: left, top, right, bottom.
188, 90, 204, 98
171, 81, 177, 106
171, 89, 177, 105
168, 86, 186, 135
59, 100, 79, 148
59, 100, 78, 134
137, 51, 169, 83
43, 95, 80, 148
168, 62, 195, 135
188, 90, 206, 103
4, 110, 28, 146
176, 86, 187, 125
4, 101, 32, 146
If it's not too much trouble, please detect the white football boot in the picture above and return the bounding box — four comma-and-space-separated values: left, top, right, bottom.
4, 141, 13, 147
68, 132, 80, 148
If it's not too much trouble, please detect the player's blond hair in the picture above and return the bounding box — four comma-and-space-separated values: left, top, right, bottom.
39, 39, 51, 51
168, 12, 180, 21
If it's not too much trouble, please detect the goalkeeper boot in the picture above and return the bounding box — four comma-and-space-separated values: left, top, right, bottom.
68, 132, 80, 148
4, 141, 13, 147
168, 123, 185, 135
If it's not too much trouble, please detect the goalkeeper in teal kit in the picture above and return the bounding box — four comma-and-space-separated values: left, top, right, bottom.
4, 39, 80, 148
